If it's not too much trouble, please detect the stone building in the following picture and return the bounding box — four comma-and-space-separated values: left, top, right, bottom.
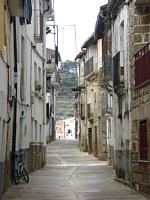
76, 34, 100, 155
108, 0, 131, 181
95, 4, 114, 163
129, 0, 150, 194
75, 50, 87, 151
76, 31, 109, 159
75, 4, 114, 161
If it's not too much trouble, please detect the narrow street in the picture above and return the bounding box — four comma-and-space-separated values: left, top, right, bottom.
3, 140, 148, 200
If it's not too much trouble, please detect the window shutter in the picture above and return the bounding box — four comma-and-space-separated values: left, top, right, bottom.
147, 119, 150, 160
140, 120, 148, 160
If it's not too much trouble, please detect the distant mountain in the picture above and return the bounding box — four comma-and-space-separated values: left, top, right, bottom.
56, 69, 77, 120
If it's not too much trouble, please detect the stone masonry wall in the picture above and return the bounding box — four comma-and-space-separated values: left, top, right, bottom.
29, 142, 45, 172
129, 1, 150, 194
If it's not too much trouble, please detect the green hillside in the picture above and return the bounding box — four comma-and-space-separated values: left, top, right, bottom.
56, 66, 77, 120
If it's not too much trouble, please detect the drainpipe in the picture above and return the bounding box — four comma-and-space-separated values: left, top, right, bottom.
78, 62, 81, 146
125, 1, 133, 186
11, 17, 18, 180
42, 11, 46, 165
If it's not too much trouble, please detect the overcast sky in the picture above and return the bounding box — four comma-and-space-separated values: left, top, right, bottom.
47, 0, 108, 62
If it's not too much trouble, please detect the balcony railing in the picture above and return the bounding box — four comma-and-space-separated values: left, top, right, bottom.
104, 55, 112, 81
113, 51, 124, 88
51, 72, 61, 89
46, 63, 56, 73
84, 57, 94, 77
7, 0, 23, 16
135, 43, 150, 87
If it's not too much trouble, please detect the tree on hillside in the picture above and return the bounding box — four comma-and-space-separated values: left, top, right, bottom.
60, 60, 76, 73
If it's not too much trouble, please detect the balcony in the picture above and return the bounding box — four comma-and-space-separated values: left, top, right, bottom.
135, 43, 150, 88
7, 0, 23, 16
113, 51, 125, 95
84, 57, 94, 77
51, 72, 61, 90
104, 55, 112, 82
46, 48, 58, 73
45, 63, 56, 73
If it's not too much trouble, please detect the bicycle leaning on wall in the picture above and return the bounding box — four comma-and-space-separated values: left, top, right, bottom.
13, 152, 29, 185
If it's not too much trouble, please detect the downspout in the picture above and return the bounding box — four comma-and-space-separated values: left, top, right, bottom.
11, 17, 18, 180
78, 62, 81, 146
43, 5, 48, 165
125, 1, 133, 186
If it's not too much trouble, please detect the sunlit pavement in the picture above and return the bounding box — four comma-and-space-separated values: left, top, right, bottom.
3, 140, 149, 200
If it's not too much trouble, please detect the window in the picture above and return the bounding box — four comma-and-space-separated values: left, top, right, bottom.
46, 103, 50, 124
20, 36, 25, 101
118, 95, 122, 118
38, 67, 41, 85
113, 52, 120, 87
139, 120, 148, 160
135, 43, 150, 87
34, 62, 37, 81
35, 121, 38, 142
40, 125, 42, 142
80, 104, 85, 119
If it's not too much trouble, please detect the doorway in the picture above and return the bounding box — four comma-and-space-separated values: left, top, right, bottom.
88, 128, 92, 154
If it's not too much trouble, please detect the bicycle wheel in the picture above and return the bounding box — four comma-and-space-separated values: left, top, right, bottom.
22, 168, 29, 183
13, 169, 19, 185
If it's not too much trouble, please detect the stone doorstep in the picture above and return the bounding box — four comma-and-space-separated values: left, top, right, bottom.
114, 177, 131, 188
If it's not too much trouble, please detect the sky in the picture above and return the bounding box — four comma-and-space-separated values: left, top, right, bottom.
46, 0, 108, 62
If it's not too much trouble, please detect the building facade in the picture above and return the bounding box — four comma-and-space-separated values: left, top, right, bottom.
129, 0, 150, 194
108, 0, 131, 181
0, 0, 54, 199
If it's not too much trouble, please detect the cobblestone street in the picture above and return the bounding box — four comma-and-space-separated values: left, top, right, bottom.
3, 140, 149, 200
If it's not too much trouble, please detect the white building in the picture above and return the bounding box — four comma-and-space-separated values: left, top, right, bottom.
108, 0, 131, 181
46, 48, 61, 143
56, 117, 75, 140
0, 0, 54, 198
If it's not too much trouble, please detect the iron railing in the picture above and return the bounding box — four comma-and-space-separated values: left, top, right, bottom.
84, 57, 94, 77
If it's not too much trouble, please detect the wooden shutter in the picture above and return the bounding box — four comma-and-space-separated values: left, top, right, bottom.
140, 120, 148, 160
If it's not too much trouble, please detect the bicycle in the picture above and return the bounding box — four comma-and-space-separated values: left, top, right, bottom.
13, 152, 29, 185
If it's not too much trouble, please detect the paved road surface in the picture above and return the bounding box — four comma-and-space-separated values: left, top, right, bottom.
3, 140, 149, 200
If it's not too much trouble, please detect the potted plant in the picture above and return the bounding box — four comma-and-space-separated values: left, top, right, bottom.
35, 80, 41, 91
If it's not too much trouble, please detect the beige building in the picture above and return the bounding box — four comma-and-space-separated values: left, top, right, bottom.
76, 32, 108, 160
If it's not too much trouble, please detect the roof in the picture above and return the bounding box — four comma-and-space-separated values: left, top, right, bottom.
95, 4, 108, 40
81, 33, 97, 49
107, 0, 125, 19
75, 49, 86, 60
